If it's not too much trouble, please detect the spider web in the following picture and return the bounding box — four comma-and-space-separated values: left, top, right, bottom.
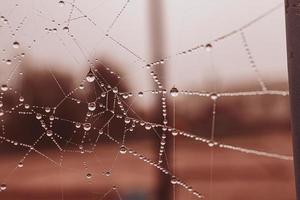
0, 1, 292, 199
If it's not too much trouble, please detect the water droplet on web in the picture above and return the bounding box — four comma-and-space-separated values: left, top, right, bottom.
58, 0, 65, 6
12, 41, 20, 49
86, 69, 95, 83
0, 183, 7, 191
170, 176, 177, 184
83, 123, 91, 131
124, 117, 130, 124
63, 26, 69, 32
210, 93, 218, 100
1, 84, 8, 91
112, 87, 118, 94
0, 101, 3, 107
138, 91, 143, 97
45, 107, 51, 113
75, 122, 81, 128
88, 102, 96, 111
19, 96, 24, 102
208, 141, 215, 147
36, 113, 42, 120
119, 145, 127, 154
145, 123, 152, 130
104, 171, 111, 176
170, 87, 179, 97
18, 162, 24, 168
205, 43, 212, 51
46, 130, 53, 137
0, 109, 4, 116
6, 59, 12, 65
86, 173, 92, 179
172, 130, 178, 136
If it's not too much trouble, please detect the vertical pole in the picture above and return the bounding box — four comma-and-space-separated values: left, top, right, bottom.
285, 0, 300, 199
148, 0, 171, 200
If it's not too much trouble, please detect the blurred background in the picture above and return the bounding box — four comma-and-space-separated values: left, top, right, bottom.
0, 0, 294, 200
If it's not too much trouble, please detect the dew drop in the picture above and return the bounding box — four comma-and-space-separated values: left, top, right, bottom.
170, 176, 177, 184
112, 87, 118, 94
205, 43, 212, 51
170, 87, 179, 97
75, 122, 81, 128
46, 130, 53, 137
18, 162, 24, 168
63, 26, 69, 32
58, 0, 65, 6
79, 84, 84, 90
145, 123, 152, 130
172, 130, 178, 136
19, 96, 24, 102
88, 102, 96, 111
83, 123, 91, 131
49, 115, 55, 121
138, 91, 143, 97
36, 113, 42, 120
124, 117, 130, 124
210, 93, 218, 100
5, 59, 11, 65
86, 69, 95, 83
12, 41, 20, 49
119, 145, 127, 154
86, 173, 92, 179
1, 84, 8, 91
45, 107, 51, 113
0, 183, 7, 191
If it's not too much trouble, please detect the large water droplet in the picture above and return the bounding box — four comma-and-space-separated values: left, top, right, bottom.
170, 176, 177, 184
86, 173, 92, 179
205, 43, 212, 51
58, 0, 65, 6
6, 59, 12, 65
88, 102, 96, 111
119, 145, 127, 154
0, 183, 7, 191
63, 26, 69, 32
46, 130, 53, 137
36, 113, 42, 120
18, 162, 24, 168
13, 41, 20, 49
145, 123, 152, 130
209, 93, 218, 100
138, 91, 143, 97
83, 123, 91, 131
86, 69, 95, 83
112, 87, 118, 94
170, 87, 179, 97
1, 84, 8, 91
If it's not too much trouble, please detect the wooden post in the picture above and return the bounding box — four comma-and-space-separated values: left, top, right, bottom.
285, 0, 300, 199
148, 0, 171, 200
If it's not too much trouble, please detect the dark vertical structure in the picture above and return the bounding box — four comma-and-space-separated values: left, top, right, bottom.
285, 0, 300, 199
148, 0, 171, 200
